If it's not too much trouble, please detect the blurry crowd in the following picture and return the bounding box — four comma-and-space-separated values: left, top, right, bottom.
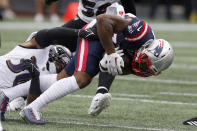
0, 0, 60, 22
149, 0, 197, 22
0, 0, 197, 22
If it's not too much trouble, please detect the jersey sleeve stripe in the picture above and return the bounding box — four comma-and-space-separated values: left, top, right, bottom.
125, 21, 149, 42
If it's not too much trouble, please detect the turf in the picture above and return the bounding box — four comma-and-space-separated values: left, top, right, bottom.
0, 20, 197, 131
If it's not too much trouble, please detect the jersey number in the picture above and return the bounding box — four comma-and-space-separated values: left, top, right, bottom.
82, 0, 111, 17
6, 56, 37, 86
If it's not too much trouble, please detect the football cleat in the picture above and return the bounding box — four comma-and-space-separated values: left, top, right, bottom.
0, 90, 9, 121
88, 93, 112, 116
20, 108, 45, 125
7, 97, 25, 111
183, 117, 197, 126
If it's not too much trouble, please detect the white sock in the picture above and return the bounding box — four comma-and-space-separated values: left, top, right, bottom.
26, 76, 79, 111
3, 81, 30, 101
3, 74, 57, 101
39, 74, 57, 92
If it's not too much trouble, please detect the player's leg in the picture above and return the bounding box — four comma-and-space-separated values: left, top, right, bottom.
88, 72, 114, 116
0, 74, 57, 121
21, 39, 104, 124
89, 50, 132, 116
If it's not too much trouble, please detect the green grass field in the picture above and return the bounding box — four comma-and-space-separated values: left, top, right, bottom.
0, 20, 197, 131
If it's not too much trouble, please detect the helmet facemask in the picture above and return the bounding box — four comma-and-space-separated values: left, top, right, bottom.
132, 43, 158, 77
47, 45, 72, 73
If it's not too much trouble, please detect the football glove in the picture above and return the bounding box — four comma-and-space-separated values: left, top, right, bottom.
100, 49, 124, 76
22, 59, 40, 77
99, 54, 108, 73
78, 27, 99, 41
99, 47, 124, 73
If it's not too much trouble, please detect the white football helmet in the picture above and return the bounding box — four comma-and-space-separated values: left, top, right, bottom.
47, 45, 72, 73
132, 39, 174, 77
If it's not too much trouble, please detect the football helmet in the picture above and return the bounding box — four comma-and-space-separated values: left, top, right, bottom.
47, 45, 72, 73
132, 39, 174, 77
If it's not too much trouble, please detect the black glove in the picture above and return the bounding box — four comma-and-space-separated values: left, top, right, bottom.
45, 0, 59, 5
22, 59, 40, 77
78, 27, 99, 41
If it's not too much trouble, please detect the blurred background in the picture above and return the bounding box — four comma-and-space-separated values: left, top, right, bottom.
0, 0, 197, 22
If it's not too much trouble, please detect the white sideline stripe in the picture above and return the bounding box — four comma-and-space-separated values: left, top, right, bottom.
9, 118, 175, 131
112, 93, 151, 98
68, 94, 197, 106
47, 120, 176, 131
160, 92, 197, 97
171, 42, 197, 48
113, 76, 197, 85
0, 22, 197, 32
171, 64, 197, 70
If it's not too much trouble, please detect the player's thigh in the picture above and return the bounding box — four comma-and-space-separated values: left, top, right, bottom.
65, 39, 104, 87
74, 39, 104, 77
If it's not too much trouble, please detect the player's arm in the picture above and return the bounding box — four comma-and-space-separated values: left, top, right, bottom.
96, 14, 132, 54
21, 27, 80, 51
22, 59, 41, 105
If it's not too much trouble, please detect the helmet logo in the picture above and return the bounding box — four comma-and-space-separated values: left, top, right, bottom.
154, 40, 164, 57
133, 21, 140, 28
128, 25, 133, 34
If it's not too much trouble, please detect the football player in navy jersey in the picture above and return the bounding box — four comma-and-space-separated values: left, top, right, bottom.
12, 13, 174, 124
41, 1, 136, 108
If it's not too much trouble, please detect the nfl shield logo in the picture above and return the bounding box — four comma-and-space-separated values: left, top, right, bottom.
128, 25, 133, 34
133, 21, 140, 27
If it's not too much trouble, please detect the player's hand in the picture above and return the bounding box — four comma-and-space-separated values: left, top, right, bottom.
99, 54, 108, 73
99, 47, 124, 74
45, 0, 59, 5
100, 52, 124, 76
78, 28, 99, 41
22, 59, 40, 77
115, 47, 124, 57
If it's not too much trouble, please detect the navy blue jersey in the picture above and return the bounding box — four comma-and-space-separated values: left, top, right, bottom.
113, 16, 155, 62
117, 16, 155, 49
65, 16, 155, 77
